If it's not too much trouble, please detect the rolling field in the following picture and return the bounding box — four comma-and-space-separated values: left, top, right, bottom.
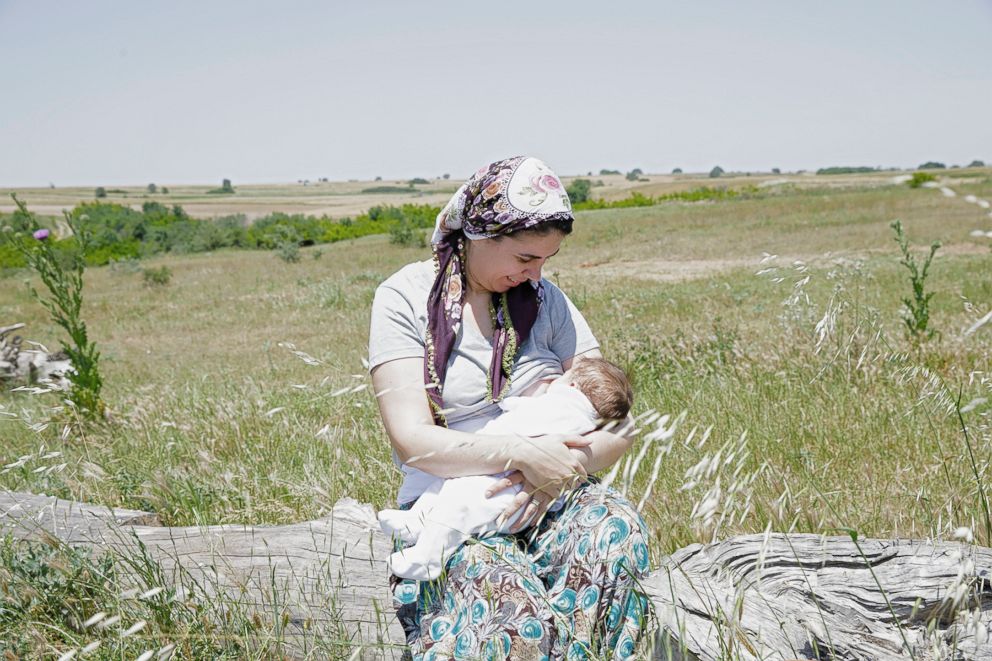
1, 170, 991, 658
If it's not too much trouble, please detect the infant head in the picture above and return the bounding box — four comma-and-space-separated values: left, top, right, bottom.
557, 358, 633, 421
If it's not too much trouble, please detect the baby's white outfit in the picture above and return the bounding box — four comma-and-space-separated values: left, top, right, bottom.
378, 381, 599, 580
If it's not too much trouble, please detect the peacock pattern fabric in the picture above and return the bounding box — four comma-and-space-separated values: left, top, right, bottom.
389, 482, 652, 660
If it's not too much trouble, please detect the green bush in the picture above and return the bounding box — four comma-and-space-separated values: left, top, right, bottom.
599, 169, 621, 176
142, 265, 172, 286
207, 178, 235, 194
566, 179, 592, 204
816, 166, 877, 175
361, 185, 415, 194
625, 168, 643, 181
389, 219, 426, 248
277, 241, 301, 263
908, 172, 937, 188
918, 161, 946, 170
407, 177, 430, 185
94, 187, 107, 198
0, 201, 440, 273
709, 166, 724, 178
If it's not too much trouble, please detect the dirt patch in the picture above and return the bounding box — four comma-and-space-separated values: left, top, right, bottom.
573, 243, 990, 283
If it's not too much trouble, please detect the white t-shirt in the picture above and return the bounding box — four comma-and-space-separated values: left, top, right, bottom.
368, 259, 599, 504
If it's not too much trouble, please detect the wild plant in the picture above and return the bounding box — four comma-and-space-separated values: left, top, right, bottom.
890, 220, 941, 342
142, 265, 172, 287
9, 195, 104, 418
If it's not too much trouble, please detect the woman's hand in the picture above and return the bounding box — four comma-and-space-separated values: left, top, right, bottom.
489, 434, 592, 531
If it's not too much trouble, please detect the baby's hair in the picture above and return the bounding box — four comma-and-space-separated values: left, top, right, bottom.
569, 358, 634, 420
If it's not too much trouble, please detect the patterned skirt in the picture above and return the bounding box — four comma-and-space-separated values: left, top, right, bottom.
389, 482, 651, 660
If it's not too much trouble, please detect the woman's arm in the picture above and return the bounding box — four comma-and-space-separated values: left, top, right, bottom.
372, 357, 589, 482
491, 349, 639, 530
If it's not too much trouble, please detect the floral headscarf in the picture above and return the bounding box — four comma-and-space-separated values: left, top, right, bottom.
425, 156, 573, 424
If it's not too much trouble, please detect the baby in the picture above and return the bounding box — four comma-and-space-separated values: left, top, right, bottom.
378, 357, 634, 581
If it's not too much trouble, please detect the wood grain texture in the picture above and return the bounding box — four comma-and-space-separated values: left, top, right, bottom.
3, 491, 990, 660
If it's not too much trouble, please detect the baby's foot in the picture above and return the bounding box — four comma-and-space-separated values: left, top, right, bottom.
387, 545, 445, 582
377, 509, 423, 544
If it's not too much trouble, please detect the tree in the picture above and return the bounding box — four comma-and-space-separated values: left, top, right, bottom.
968, 160, 986, 168
566, 179, 592, 204
772, 168, 781, 174
917, 161, 946, 170
222, 178, 234, 193
672, 168, 683, 174
147, 183, 157, 194
161, 186, 170, 194
709, 166, 724, 178
442, 173, 450, 180
94, 187, 107, 199
625, 168, 643, 181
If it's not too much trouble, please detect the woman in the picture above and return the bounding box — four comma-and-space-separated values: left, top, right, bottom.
369, 156, 650, 660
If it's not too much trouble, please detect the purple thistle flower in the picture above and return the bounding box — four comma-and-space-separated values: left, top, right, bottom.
33, 229, 50, 241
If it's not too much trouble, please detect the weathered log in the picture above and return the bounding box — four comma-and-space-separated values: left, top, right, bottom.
1, 490, 990, 660
0, 491, 406, 659
0, 322, 72, 388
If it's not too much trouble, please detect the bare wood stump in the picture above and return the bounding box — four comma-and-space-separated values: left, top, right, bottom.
0, 322, 72, 388
2, 490, 990, 660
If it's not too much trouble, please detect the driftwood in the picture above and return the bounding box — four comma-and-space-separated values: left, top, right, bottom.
0, 322, 72, 388
1, 490, 990, 660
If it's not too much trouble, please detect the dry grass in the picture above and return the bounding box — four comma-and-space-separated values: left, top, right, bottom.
2, 171, 991, 657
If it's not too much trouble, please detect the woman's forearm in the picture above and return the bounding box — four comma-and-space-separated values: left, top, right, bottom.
570, 427, 635, 475
392, 424, 526, 478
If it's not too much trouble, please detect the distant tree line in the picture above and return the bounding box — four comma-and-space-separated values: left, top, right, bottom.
0, 201, 439, 271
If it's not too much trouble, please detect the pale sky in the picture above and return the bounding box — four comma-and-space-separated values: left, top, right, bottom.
1, 0, 990, 186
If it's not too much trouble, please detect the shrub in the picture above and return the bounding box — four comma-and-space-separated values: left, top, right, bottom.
908, 172, 937, 188
890, 220, 941, 342
389, 219, 426, 248
277, 241, 301, 263
968, 160, 986, 168
361, 186, 415, 194
208, 178, 235, 194
566, 179, 592, 204
599, 169, 621, 176
625, 168, 643, 181
147, 183, 157, 194
142, 265, 172, 286
709, 166, 724, 178
816, 166, 877, 175
771, 168, 781, 174
407, 177, 430, 185
161, 186, 170, 194
672, 168, 683, 174
918, 161, 946, 170
95, 187, 107, 198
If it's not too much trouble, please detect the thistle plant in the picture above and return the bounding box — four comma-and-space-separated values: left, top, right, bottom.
890, 220, 941, 342
11, 194, 105, 418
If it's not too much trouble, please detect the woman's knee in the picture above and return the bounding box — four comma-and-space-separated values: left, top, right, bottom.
566, 484, 652, 577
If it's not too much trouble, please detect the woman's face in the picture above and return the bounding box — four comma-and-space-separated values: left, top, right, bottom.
464, 230, 565, 294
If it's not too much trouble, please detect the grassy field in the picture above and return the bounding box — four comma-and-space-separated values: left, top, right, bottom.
1, 170, 991, 658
